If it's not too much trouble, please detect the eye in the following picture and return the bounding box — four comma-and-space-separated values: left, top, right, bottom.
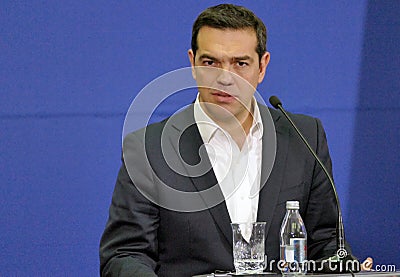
203, 60, 214, 66
237, 61, 249, 67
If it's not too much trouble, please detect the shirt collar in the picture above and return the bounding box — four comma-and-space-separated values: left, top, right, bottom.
250, 99, 264, 140
194, 95, 219, 143
193, 93, 264, 142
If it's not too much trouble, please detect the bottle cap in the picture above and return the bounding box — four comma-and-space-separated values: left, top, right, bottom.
286, 200, 300, 209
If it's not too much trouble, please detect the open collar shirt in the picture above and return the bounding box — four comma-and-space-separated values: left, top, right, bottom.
194, 95, 264, 229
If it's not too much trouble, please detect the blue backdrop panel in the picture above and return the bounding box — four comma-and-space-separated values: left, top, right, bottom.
347, 0, 400, 267
1, 0, 398, 275
0, 116, 122, 275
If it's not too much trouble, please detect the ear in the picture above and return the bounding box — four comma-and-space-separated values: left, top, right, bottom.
188, 49, 196, 80
258, 51, 270, 83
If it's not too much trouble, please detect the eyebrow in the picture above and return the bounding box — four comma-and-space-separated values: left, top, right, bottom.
198, 54, 217, 61
198, 54, 254, 62
232, 55, 253, 62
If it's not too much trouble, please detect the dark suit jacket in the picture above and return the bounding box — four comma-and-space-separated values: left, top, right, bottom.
100, 103, 340, 276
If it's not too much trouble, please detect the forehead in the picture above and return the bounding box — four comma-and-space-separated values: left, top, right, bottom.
196, 26, 258, 56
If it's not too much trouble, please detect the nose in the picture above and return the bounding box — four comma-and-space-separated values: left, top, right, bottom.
216, 68, 234, 86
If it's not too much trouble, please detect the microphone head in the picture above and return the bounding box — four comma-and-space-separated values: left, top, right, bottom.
269, 95, 282, 109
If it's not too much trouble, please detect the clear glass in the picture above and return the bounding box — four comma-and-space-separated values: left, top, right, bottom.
279, 204, 307, 275
231, 222, 266, 274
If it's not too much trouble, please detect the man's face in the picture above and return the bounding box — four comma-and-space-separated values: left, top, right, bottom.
188, 26, 270, 124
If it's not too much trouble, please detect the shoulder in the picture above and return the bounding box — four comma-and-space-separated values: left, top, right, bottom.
257, 101, 322, 133
124, 104, 195, 143
257, 102, 327, 153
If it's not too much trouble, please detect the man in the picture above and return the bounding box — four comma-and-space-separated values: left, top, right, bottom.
100, 4, 349, 276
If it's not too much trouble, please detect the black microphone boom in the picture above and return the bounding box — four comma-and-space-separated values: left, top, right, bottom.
269, 95, 359, 273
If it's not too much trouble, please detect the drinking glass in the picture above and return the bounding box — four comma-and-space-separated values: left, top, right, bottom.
231, 222, 266, 274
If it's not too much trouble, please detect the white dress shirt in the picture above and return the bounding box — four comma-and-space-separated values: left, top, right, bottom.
194, 95, 263, 233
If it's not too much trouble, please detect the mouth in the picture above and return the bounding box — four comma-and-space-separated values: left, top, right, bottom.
211, 90, 236, 98
210, 90, 237, 104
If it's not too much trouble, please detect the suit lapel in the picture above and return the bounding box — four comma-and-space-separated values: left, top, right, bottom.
257, 107, 290, 236
164, 104, 292, 245
166, 105, 233, 246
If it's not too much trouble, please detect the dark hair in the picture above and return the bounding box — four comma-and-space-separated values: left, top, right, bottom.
191, 4, 267, 61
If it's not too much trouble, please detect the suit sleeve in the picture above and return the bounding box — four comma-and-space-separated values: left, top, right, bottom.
100, 132, 159, 277
304, 118, 351, 259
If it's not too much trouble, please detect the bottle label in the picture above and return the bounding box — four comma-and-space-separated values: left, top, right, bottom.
289, 238, 306, 262
284, 245, 295, 262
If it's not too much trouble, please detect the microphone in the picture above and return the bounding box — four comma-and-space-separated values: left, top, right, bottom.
269, 95, 360, 273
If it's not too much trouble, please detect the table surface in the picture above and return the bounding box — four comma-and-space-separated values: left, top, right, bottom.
193, 271, 400, 277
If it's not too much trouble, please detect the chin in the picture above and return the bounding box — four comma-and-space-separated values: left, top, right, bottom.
206, 104, 244, 124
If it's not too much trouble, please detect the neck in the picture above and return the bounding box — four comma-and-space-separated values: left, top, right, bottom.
214, 104, 254, 149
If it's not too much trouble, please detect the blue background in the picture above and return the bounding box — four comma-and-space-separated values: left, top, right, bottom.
1, 1, 399, 275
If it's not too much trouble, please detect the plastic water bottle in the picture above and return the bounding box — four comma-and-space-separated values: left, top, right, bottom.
279, 201, 307, 274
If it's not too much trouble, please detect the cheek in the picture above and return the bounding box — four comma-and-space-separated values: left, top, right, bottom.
236, 73, 259, 93
195, 68, 220, 88
198, 87, 215, 102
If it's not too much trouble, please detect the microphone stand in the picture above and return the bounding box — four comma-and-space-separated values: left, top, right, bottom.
269, 96, 360, 274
